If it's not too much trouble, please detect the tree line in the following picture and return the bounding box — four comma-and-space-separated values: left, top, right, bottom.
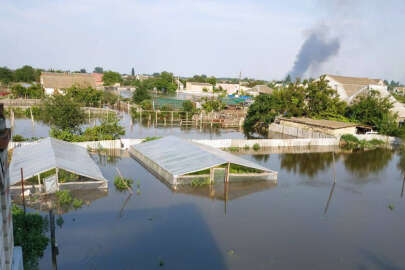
244, 76, 404, 137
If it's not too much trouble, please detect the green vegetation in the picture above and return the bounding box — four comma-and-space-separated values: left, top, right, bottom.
12, 134, 41, 142
340, 134, 385, 150
388, 204, 395, 211
55, 190, 73, 205
182, 100, 194, 112
55, 190, 83, 209
191, 178, 211, 187
201, 98, 225, 112
132, 83, 151, 104
12, 204, 49, 270
253, 143, 260, 151
103, 71, 122, 86
142, 136, 162, 143
11, 84, 43, 98
245, 76, 404, 137
227, 146, 239, 152
244, 145, 250, 150
188, 74, 217, 86
186, 164, 263, 176
114, 176, 134, 191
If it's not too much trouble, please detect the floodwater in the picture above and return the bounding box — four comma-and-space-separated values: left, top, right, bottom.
7, 115, 293, 140
29, 148, 405, 270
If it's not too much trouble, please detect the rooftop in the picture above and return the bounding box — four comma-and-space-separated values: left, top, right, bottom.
129, 136, 276, 184
278, 117, 359, 129
41, 72, 96, 89
9, 137, 106, 185
325, 74, 382, 86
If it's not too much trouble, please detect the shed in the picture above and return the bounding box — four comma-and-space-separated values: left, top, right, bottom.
9, 137, 107, 193
276, 117, 369, 137
129, 136, 277, 185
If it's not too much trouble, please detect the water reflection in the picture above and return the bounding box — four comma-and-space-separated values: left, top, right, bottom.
342, 148, 393, 179
280, 152, 335, 177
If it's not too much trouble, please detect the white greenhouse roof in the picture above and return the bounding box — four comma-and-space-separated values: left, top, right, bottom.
9, 137, 107, 185
130, 136, 273, 177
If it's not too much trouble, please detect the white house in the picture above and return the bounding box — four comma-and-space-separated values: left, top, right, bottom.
185, 82, 213, 92
325, 74, 405, 121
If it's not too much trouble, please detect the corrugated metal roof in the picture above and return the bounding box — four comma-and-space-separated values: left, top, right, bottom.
9, 137, 106, 185
130, 136, 273, 177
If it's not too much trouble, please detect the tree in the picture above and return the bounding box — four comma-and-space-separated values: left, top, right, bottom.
93, 67, 103, 74
153, 71, 177, 93
285, 74, 291, 84
132, 83, 151, 104
11, 84, 43, 98
43, 95, 85, 133
0, 67, 14, 84
80, 68, 86, 73
103, 71, 122, 86
14, 65, 37, 82
131, 67, 135, 76
65, 86, 102, 107
182, 100, 194, 112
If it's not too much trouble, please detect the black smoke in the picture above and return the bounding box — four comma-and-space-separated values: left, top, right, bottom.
288, 27, 340, 80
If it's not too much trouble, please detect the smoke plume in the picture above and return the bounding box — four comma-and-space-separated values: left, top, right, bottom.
288, 26, 340, 80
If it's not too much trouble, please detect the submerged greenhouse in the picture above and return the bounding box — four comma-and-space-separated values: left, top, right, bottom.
9, 137, 107, 194
129, 136, 277, 185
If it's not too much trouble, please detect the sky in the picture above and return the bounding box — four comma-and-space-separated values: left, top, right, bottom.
0, 0, 404, 82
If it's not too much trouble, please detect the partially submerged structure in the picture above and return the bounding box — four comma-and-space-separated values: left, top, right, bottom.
271, 117, 371, 138
129, 136, 277, 185
9, 137, 107, 194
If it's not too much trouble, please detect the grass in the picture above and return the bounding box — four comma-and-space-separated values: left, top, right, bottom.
114, 176, 134, 191
340, 134, 384, 150
142, 136, 162, 143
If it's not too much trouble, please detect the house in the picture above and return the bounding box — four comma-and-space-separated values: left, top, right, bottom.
325, 74, 405, 121
251, 85, 274, 95
91, 73, 104, 88
216, 83, 240, 94
185, 82, 213, 92
40, 72, 97, 95
393, 87, 405, 95
271, 117, 370, 138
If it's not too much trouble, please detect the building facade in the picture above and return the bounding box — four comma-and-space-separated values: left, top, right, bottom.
185, 82, 213, 92
0, 104, 23, 270
40, 72, 97, 95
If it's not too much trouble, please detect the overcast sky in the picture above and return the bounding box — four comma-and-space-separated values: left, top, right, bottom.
0, 0, 404, 82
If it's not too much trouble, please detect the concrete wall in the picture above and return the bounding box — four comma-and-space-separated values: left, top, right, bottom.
269, 123, 334, 138
276, 121, 356, 137
192, 137, 340, 148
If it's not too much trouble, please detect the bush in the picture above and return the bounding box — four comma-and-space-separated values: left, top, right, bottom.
253, 143, 260, 151
12, 134, 27, 142
12, 204, 49, 270
227, 146, 239, 152
142, 136, 162, 143
55, 190, 73, 206
114, 176, 134, 191
72, 198, 84, 209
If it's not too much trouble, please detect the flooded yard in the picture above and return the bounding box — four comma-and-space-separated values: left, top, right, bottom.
28, 148, 405, 270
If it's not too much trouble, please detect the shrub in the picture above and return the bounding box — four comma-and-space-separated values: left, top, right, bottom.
12, 134, 26, 142
12, 204, 49, 270
227, 146, 239, 152
72, 198, 84, 209
55, 190, 73, 206
142, 136, 162, 143
253, 143, 260, 151
114, 176, 134, 191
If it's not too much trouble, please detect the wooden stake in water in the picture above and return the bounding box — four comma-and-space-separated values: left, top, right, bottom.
332, 152, 336, 184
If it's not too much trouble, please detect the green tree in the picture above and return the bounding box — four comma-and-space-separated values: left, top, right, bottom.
132, 82, 151, 104
153, 71, 177, 93
80, 68, 86, 73
131, 67, 135, 76
103, 71, 122, 86
14, 65, 37, 82
182, 100, 194, 112
93, 66, 103, 74
65, 86, 102, 107
0, 67, 14, 84
11, 84, 43, 98
43, 94, 85, 132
